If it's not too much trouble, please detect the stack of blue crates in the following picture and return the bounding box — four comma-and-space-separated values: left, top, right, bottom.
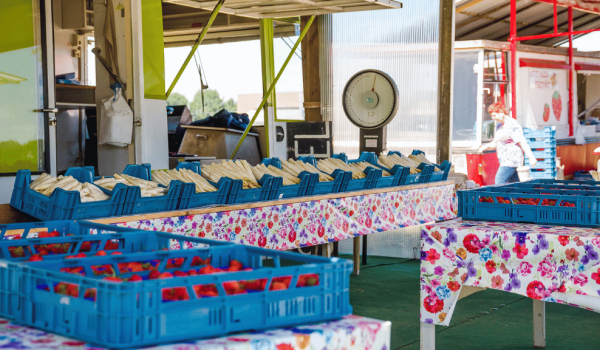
524, 127, 557, 180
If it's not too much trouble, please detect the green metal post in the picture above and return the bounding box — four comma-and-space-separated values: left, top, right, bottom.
229, 15, 316, 160
165, 0, 224, 98
260, 18, 276, 158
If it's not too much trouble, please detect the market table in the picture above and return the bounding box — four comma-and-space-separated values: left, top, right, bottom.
94, 181, 456, 274
419, 218, 600, 349
0, 315, 390, 349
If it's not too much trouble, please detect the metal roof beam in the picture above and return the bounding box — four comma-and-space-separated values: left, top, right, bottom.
534, 15, 600, 45
456, 1, 511, 30
457, 2, 539, 40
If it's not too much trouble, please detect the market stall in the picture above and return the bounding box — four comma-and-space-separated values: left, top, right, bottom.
451, 0, 600, 184
93, 180, 456, 275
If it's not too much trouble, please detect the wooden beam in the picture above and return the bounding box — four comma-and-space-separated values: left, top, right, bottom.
301, 15, 322, 122
437, 0, 454, 163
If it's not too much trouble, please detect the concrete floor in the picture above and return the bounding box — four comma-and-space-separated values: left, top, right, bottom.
345, 255, 600, 350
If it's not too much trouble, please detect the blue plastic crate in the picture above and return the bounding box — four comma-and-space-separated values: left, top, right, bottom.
175, 162, 231, 209
531, 149, 556, 159
345, 152, 407, 188
10, 170, 128, 221
17, 234, 352, 349
227, 175, 277, 204
457, 186, 600, 227
0, 221, 170, 320
261, 158, 319, 200
523, 126, 556, 138
525, 158, 556, 169
410, 151, 452, 182
332, 153, 382, 191
527, 139, 556, 149
297, 157, 349, 195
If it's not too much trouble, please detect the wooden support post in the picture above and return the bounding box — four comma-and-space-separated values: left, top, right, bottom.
353, 236, 361, 275
533, 299, 546, 348
301, 16, 321, 122
420, 322, 436, 350
436, 0, 455, 163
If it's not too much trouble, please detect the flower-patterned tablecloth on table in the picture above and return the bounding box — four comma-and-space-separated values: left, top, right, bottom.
0, 315, 391, 350
420, 219, 600, 326
115, 185, 456, 250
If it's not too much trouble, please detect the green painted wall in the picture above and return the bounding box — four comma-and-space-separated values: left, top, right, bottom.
142, 0, 166, 100
0, 0, 34, 54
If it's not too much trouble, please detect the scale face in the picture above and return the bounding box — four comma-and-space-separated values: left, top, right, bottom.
342, 69, 399, 130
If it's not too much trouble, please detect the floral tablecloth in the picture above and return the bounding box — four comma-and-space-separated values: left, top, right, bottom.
115, 185, 456, 250
420, 219, 600, 326
0, 316, 390, 350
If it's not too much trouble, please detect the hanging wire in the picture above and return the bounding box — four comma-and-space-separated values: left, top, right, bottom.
193, 49, 209, 114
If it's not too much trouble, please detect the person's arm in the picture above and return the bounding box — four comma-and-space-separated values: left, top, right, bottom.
478, 140, 496, 153
513, 126, 538, 167
518, 141, 537, 167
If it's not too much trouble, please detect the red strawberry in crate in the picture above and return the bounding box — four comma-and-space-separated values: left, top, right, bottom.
95, 250, 107, 256
552, 91, 562, 120
103, 276, 122, 283
148, 270, 161, 280
543, 103, 550, 122
174, 270, 188, 277
128, 274, 143, 282
28, 254, 43, 262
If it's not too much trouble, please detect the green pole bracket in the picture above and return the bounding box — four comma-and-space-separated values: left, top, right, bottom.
260, 18, 276, 158
229, 15, 316, 160
165, 0, 224, 98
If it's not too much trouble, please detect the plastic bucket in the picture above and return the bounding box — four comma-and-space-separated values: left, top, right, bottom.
517, 166, 530, 181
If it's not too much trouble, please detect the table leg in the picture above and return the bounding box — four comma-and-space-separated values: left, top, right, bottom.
353, 236, 361, 275
420, 322, 435, 350
320, 243, 333, 258
533, 299, 546, 348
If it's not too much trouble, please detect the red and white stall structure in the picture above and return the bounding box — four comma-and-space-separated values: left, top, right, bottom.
451, 0, 600, 185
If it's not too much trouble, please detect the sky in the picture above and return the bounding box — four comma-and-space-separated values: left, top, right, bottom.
164, 36, 304, 103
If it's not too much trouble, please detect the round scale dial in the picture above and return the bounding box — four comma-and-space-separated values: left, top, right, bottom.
342, 70, 399, 130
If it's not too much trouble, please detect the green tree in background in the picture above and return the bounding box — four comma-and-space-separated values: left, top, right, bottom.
166, 92, 189, 107
189, 89, 237, 120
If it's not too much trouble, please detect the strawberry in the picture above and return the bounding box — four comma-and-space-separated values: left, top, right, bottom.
148, 270, 161, 280
194, 284, 219, 297
28, 254, 43, 262
80, 242, 92, 252
198, 265, 216, 275
174, 270, 188, 277
187, 270, 198, 276
95, 250, 107, 256
229, 260, 243, 270
111, 251, 123, 255
128, 274, 143, 282
158, 272, 173, 279
269, 282, 288, 291
227, 265, 242, 272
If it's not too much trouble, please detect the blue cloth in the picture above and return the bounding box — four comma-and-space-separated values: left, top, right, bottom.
495, 166, 520, 185
190, 109, 250, 131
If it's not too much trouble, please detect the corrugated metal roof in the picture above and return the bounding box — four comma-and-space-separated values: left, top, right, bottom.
455, 0, 600, 47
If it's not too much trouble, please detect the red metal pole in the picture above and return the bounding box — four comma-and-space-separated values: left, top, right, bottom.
568, 6, 574, 137
554, 0, 558, 34
515, 28, 600, 42
510, 0, 517, 120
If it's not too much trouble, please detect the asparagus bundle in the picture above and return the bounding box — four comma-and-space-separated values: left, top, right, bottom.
152, 169, 217, 193
252, 164, 300, 186
408, 153, 441, 172
202, 160, 260, 190
95, 174, 167, 197
29, 174, 110, 202
348, 162, 392, 177
378, 153, 421, 174
316, 158, 365, 180
281, 159, 333, 182
591, 171, 600, 181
